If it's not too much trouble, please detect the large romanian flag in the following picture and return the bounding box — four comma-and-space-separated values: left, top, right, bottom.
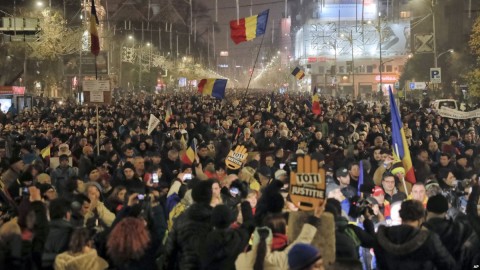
90, 0, 100, 56
312, 87, 321, 115
181, 140, 196, 165
389, 87, 416, 184
230, 10, 269, 44
198, 79, 227, 99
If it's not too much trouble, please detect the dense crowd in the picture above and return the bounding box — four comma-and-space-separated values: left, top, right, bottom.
0, 89, 479, 270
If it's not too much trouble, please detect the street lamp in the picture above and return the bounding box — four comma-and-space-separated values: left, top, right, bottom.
36, 1, 44, 7
436, 49, 453, 66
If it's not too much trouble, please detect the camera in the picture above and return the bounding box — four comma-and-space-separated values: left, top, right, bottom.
137, 194, 146, 200
183, 173, 192, 181
350, 198, 374, 219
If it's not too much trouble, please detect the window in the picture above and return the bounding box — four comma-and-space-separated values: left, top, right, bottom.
367, 65, 373, 73
339, 66, 345, 73
398, 65, 404, 73
386, 65, 393, 72
400, 11, 411, 18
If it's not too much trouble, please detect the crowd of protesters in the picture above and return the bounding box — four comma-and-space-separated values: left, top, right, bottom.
0, 89, 479, 270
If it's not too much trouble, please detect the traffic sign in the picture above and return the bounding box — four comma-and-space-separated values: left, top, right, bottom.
410, 82, 427, 90
430, 68, 441, 84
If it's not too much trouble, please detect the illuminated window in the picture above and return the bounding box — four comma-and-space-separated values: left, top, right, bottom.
400, 11, 411, 18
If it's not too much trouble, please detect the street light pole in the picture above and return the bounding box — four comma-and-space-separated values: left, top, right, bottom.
436, 49, 453, 66
432, 0, 438, 68
351, 30, 355, 98
378, 13, 383, 97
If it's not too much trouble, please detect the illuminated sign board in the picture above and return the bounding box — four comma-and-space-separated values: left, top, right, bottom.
315, 0, 377, 21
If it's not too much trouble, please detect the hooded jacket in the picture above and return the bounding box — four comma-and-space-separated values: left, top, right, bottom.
375, 225, 455, 270
161, 203, 213, 270
54, 249, 108, 270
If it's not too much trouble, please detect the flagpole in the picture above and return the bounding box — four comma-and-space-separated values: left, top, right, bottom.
394, 143, 409, 196
243, 33, 265, 99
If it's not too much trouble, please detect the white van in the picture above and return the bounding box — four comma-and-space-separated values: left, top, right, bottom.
431, 99, 466, 111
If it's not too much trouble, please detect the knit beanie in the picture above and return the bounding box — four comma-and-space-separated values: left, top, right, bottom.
426, 194, 448, 214
288, 243, 322, 270
123, 161, 135, 171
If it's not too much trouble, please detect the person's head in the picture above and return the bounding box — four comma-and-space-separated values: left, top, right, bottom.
326, 183, 344, 202
265, 155, 275, 168
439, 153, 451, 167
373, 147, 382, 162
442, 171, 456, 187
123, 146, 135, 158
381, 172, 396, 194
107, 217, 150, 265
73, 194, 91, 217
211, 180, 221, 200
426, 194, 448, 219
399, 200, 425, 228
372, 186, 385, 205
191, 179, 214, 205
428, 141, 438, 152
68, 228, 93, 254
257, 166, 272, 187
133, 157, 145, 171
83, 146, 94, 157
336, 167, 350, 187
198, 143, 209, 158
288, 243, 324, 270
59, 155, 69, 167
348, 162, 360, 178
85, 181, 102, 200
264, 213, 287, 235
417, 149, 429, 163
411, 182, 426, 202
168, 148, 179, 161
109, 185, 127, 203
49, 198, 71, 221
123, 162, 136, 180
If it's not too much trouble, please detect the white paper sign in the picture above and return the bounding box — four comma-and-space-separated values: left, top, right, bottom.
83, 80, 110, 92
90, 91, 104, 102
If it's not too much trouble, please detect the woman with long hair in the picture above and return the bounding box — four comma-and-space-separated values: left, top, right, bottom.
235, 201, 325, 270
104, 185, 126, 214
54, 228, 108, 270
106, 217, 153, 270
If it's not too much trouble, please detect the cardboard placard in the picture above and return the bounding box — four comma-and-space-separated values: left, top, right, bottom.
289, 154, 326, 211
225, 145, 248, 170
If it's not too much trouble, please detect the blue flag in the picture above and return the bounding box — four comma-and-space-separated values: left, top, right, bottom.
357, 160, 364, 196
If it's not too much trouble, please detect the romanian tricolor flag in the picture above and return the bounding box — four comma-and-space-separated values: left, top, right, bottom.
312, 87, 321, 115
230, 10, 269, 44
90, 0, 100, 56
198, 79, 227, 99
389, 87, 416, 184
181, 140, 196, 165
267, 92, 274, 112
291, 67, 305, 80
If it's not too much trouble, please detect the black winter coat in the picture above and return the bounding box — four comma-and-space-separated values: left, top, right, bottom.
41, 219, 73, 269
375, 225, 455, 270
161, 203, 213, 270
424, 216, 473, 263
